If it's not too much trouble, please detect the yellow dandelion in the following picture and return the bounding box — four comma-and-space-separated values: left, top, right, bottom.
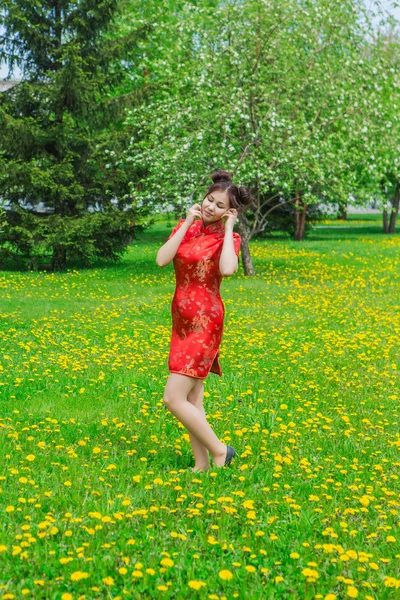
25, 454, 35, 462
102, 576, 114, 586
61, 594, 73, 600
245, 565, 257, 573
384, 576, 400, 587
6, 506, 14, 513
219, 570, 233, 580
347, 586, 358, 598
160, 558, 174, 568
70, 571, 89, 581
302, 568, 319, 579
290, 552, 300, 559
131, 570, 143, 578
188, 580, 206, 590
386, 536, 396, 543
359, 495, 370, 507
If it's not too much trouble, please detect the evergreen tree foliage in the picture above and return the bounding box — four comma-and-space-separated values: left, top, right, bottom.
0, 0, 151, 270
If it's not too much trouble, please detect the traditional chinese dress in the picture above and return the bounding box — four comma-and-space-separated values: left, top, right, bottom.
167, 217, 241, 379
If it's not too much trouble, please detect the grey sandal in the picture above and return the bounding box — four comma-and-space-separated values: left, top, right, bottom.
224, 445, 237, 466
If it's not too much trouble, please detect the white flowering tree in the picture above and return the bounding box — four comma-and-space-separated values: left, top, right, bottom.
357, 27, 400, 233
121, 0, 394, 274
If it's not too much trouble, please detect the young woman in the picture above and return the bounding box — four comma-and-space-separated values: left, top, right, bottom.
156, 170, 251, 472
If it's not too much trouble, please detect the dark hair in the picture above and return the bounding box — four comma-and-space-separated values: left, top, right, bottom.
203, 170, 252, 212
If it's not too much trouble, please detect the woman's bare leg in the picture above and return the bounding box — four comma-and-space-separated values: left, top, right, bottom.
187, 379, 210, 472
163, 373, 227, 466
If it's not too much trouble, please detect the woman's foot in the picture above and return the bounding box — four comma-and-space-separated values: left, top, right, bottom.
224, 445, 236, 466
212, 444, 236, 468
191, 464, 210, 472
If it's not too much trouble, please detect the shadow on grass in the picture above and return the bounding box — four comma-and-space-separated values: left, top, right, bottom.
309, 225, 390, 241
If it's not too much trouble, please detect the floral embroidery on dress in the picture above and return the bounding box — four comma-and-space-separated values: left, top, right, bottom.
193, 258, 213, 282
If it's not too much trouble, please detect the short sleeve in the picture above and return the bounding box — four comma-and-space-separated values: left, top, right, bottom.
233, 232, 241, 257
167, 218, 186, 241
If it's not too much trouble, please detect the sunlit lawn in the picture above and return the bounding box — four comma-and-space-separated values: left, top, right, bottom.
0, 215, 399, 599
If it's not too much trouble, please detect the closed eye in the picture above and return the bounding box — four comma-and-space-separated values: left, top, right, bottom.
208, 195, 226, 208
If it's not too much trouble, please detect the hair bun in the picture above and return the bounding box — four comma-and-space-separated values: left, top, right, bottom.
238, 186, 252, 206
210, 170, 232, 184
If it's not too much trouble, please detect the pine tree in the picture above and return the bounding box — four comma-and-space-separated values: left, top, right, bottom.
0, 0, 151, 270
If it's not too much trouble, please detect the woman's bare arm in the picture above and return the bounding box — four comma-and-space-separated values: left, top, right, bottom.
156, 205, 202, 267
219, 227, 239, 276
156, 219, 191, 267
219, 208, 239, 277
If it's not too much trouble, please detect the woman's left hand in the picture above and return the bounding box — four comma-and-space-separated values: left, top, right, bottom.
222, 208, 238, 230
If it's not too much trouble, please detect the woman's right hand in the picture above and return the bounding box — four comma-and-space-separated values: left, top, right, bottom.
185, 204, 202, 226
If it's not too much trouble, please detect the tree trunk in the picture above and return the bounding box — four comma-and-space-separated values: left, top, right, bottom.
388, 182, 400, 234
294, 192, 300, 238
294, 192, 307, 241
51, 247, 67, 271
381, 180, 390, 234
299, 203, 307, 239
383, 207, 389, 233
238, 219, 255, 276
337, 204, 347, 220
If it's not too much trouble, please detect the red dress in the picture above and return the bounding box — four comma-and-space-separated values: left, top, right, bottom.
167, 217, 241, 379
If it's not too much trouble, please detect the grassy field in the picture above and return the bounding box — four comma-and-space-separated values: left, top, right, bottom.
0, 216, 399, 599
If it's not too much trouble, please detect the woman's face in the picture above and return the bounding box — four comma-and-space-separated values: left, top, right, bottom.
201, 190, 230, 223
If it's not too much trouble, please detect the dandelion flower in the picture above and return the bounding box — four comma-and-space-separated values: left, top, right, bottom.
245, 565, 257, 573
188, 580, 206, 590
70, 571, 89, 581
160, 558, 174, 568
219, 570, 233, 580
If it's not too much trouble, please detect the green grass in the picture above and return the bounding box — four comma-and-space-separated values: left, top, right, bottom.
316, 213, 383, 230
0, 217, 399, 599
